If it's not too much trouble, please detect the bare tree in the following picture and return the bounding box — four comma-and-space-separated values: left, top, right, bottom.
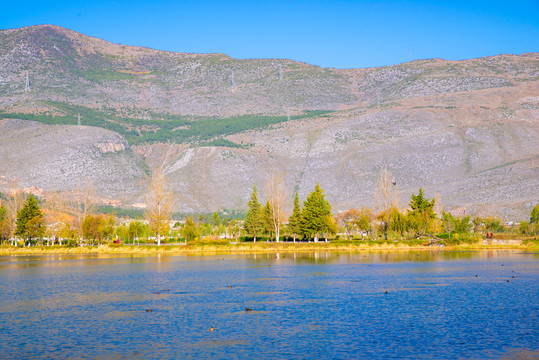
72, 178, 97, 245
375, 168, 399, 240
264, 172, 288, 242
145, 169, 174, 246
3, 187, 27, 245
376, 168, 398, 211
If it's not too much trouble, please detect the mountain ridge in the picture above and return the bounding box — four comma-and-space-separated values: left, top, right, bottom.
0, 25, 538, 219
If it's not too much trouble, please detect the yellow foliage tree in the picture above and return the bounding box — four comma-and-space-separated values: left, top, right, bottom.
145, 169, 174, 246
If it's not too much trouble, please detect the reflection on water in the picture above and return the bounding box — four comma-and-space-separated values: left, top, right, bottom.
0, 250, 537, 359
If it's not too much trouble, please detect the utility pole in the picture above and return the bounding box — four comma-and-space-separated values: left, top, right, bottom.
230, 70, 235, 88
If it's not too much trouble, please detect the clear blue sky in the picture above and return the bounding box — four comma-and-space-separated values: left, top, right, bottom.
2, 0, 538, 69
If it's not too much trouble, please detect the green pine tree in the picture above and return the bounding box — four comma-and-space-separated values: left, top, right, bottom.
530, 204, 539, 224
262, 201, 274, 240
15, 195, 44, 244
0, 204, 7, 241
300, 183, 334, 241
408, 188, 436, 235
288, 191, 302, 242
243, 185, 264, 242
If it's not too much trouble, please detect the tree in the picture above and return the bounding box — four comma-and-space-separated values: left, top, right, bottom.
530, 204, 539, 224
408, 188, 436, 235
442, 212, 456, 239
472, 217, 484, 233
3, 190, 27, 245
212, 212, 222, 226
336, 209, 361, 240
81, 214, 105, 244
356, 207, 374, 239
264, 172, 287, 242
0, 204, 8, 242
181, 217, 199, 242
375, 169, 399, 240
128, 220, 148, 244
519, 221, 529, 235
227, 219, 242, 241
145, 169, 174, 246
74, 178, 98, 245
262, 201, 274, 239
288, 191, 302, 242
243, 185, 264, 242
389, 207, 408, 239
102, 214, 116, 242
454, 215, 472, 234
484, 216, 503, 233
300, 183, 335, 242
15, 195, 44, 245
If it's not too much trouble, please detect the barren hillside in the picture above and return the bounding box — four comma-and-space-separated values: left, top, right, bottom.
0, 25, 537, 219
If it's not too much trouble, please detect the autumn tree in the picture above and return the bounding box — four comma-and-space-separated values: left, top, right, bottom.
336, 208, 361, 240
287, 191, 302, 242
145, 169, 174, 246
243, 185, 264, 242
264, 172, 287, 242
15, 195, 44, 245
300, 183, 335, 242
73, 178, 98, 244
81, 214, 105, 244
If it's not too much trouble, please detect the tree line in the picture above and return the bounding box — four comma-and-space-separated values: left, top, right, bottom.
1, 171, 538, 246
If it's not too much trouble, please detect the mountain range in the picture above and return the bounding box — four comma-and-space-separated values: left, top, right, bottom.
0, 24, 538, 219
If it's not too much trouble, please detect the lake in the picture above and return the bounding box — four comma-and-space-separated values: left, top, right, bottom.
0, 250, 537, 359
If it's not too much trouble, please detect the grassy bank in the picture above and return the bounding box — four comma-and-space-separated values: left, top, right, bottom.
1, 239, 537, 256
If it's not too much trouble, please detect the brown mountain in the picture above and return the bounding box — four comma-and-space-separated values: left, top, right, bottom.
0, 25, 538, 219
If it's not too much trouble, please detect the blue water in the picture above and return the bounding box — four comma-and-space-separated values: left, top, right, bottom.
0, 251, 537, 359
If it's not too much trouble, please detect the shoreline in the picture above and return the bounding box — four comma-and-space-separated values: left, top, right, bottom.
1, 242, 537, 256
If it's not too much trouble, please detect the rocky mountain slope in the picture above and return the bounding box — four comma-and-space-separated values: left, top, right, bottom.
0, 25, 538, 219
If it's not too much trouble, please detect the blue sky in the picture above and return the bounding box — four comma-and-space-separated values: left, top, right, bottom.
2, 0, 538, 68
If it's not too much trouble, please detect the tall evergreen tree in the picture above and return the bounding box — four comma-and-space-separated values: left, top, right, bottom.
408, 188, 436, 234
530, 204, 539, 224
262, 201, 274, 239
243, 185, 263, 242
15, 195, 44, 244
300, 183, 335, 242
0, 204, 8, 241
288, 191, 302, 242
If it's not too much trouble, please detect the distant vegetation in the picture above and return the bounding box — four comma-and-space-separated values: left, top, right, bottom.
97, 205, 145, 219
0, 102, 332, 146
199, 139, 250, 149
